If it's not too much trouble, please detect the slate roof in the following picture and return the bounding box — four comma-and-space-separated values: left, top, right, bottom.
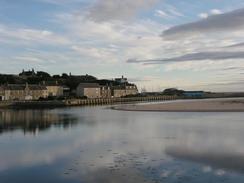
77, 83, 100, 88
2, 84, 47, 90
29, 85, 47, 90
112, 84, 137, 90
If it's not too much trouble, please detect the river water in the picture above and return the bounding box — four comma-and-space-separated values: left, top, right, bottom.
1, 104, 244, 183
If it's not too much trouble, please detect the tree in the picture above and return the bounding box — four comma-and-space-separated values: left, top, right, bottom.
36, 71, 51, 78
163, 88, 185, 96
61, 73, 69, 79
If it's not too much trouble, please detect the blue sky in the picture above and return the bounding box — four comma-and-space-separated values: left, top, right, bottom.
1, 0, 244, 92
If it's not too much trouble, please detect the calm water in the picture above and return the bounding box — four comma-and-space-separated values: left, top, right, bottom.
1, 104, 244, 183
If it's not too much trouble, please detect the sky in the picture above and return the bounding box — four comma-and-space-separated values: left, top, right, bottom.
0, 0, 244, 92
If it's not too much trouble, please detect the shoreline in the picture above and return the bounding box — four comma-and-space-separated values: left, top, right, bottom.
0, 96, 177, 109
113, 98, 244, 112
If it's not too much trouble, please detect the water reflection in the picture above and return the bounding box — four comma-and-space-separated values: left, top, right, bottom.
0, 107, 244, 183
166, 146, 244, 173
0, 109, 78, 134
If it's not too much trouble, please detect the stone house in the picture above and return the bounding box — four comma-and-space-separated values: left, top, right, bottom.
100, 85, 111, 98
0, 86, 4, 101
112, 84, 138, 98
46, 85, 63, 97
76, 83, 101, 99
43, 81, 64, 97
112, 88, 126, 98
1, 84, 48, 101
125, 85, 138, 96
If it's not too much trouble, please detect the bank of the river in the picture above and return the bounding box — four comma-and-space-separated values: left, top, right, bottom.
113, 98, 244, 112
0, 96, 178, 109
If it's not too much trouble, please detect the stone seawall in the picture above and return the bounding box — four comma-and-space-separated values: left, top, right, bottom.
64, 96, 177, 106
0, 96, 178, 109
0, 100, 65, 108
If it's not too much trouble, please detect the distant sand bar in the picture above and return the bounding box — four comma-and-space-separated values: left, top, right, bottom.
113, 98, 244, 112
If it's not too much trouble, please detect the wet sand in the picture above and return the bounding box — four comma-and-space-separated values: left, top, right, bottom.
113, 98, 244, 112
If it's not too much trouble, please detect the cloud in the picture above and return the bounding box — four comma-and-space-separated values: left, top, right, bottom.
1, 0, 243, 92
0, 24, 70, 46
199, 9, 222, 19
155, 6, 183, 19
155, 10, 171, 19
71, 45, 119, 63
166, 5, 183, 17
53, 12, 165, 63
1, 11, 165, 77
210, 9, 222, 15
127, 51, 244, 64
86, 0, 159, 22
198, 13, 208, 19
162, 8, 244, 39
34, 0, 83, 5
225, 42, 244, 48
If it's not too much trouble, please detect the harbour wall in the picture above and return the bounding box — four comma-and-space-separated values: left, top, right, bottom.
0, 96, 178, 109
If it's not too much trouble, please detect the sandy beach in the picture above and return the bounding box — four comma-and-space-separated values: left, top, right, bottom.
113, 98, 244, 112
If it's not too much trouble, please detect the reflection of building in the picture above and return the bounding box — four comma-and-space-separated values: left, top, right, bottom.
0, 110, 78, 134
76, 83, 101, 98
0, 84, 48, 101
112, 85, 138, 98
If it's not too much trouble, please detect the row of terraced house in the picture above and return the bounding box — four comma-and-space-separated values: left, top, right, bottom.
0, 82, 64, 101
75, 76, 138, 98
76, 83, 138, 99
0, 77, 138, 101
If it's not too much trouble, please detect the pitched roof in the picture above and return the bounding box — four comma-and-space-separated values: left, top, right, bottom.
2, 84, 47, 90
29, 85, 47, 90
42, 81, 60, 86
77, 83, 100, 88
112, 84, 137, 90
4, 85, 25, 90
